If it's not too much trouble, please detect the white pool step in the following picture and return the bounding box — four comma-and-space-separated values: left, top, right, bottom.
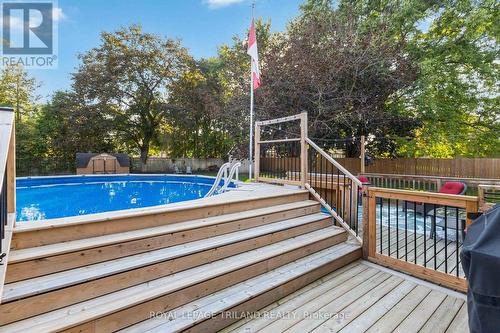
3, 213, 333, 302
1, 227, 355, 332
118, 243, 361, 333
6, 200, 320, 283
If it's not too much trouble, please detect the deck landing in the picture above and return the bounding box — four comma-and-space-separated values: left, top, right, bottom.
221, 261, 468, 333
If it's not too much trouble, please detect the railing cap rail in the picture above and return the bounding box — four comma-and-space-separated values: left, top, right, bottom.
361, 172, 500, 183
255, 112, 306, 126
368, 186, 479, 204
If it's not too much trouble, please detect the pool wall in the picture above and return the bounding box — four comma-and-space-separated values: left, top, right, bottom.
16, 174, 235, 188
16, 174, 238, 222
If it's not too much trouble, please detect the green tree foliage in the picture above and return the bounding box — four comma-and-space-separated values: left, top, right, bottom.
401, 0, 500, 157
72, 25, 190, 165
256, 1, 420, 156
336, 0, 499, 157
166, 59, 233, 158
34, 91, 115, 162
0, 65, 38, 122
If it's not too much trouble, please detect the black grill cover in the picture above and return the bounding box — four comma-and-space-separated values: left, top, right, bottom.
461, 203, 500, 333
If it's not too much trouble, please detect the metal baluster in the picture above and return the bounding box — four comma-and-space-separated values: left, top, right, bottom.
396, 199, 399, 259
337, 169, 340, 213
444, 206, 448, 274
456, 207, 459, 277
414, 201, 417, 264
349, 179, 354, 233
424, 203, 427, 267
320, 154, 324, 202
0, 170, 7, 258
379, 198, 383, 253
388, 198, 391, 256
329, 161, 335, 225
342, 174, 346, 221
434, 204, 437, 270
405, 200, 408, 262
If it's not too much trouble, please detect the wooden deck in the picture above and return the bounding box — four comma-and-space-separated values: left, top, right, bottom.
376, 225, 465, 278
221, 261, 468, 333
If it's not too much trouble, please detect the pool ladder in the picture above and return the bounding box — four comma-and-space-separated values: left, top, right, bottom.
205, 161, 241, 197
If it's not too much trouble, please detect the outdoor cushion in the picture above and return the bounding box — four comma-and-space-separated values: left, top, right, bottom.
439, 182, 465, 195
357, 176, 370, 184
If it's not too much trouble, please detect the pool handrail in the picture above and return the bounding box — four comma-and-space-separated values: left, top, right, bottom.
218, 161, 242, 194
204, 162, 231, 198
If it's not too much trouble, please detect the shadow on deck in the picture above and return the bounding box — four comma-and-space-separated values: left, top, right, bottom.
222, 261, 468, 333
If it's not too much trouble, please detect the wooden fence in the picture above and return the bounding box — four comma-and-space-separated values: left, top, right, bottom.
337, 157, 499, 179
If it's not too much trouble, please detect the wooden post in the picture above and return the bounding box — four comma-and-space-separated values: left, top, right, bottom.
360, 135, 365, 174
300, 112, 308, 188
466, 199, 479, 227
367, 188, 376, 258
361, 185, 370, 258
254, 123, 260, 181
478, 185, 485, 211
7, 116, 15, 214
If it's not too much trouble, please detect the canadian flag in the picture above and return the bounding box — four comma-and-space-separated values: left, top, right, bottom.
247, 18, 261, 90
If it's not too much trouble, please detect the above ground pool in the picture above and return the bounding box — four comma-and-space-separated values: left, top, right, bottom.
16, 175, 231, 222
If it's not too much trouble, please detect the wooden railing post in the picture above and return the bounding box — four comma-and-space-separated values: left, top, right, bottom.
361, 185, 370, 258
254, 122, 260, 180
7, 120, 15, 214
466, 199, 479, 227
367, 188, 376, 258
300, 112, 308, 188
478, 185, 486, 211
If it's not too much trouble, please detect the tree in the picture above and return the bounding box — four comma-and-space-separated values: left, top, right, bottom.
400, 0, 500, 157
256, 2, 419, 156
338, 0, 499, 157
72, 25, 190, 166
0, 65, 39, 123
35, 91, 115, 161
167, 58, 234, 158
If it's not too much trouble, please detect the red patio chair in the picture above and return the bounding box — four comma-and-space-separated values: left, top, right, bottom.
357, 176, 370, 186
418, 181, 467, 239
357, 176, 371, 204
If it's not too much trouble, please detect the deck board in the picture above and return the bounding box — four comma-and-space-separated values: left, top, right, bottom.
222, 261, 468, 333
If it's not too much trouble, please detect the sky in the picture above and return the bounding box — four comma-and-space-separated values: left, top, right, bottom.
27, 0, 304, 101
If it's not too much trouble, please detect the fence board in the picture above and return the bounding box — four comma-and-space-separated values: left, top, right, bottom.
336, 158, 499, 179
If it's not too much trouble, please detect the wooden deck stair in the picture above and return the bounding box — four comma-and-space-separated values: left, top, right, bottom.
0, 191, 361, 332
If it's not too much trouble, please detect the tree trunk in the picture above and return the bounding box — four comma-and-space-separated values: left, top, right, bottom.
140, 143, 149, 172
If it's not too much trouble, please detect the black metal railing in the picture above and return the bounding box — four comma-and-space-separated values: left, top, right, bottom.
306, 144, 361, 236
16, 157, 74, 177
373, 195, 468, 278
0, 162, 7, 264
259, 140, 301, 183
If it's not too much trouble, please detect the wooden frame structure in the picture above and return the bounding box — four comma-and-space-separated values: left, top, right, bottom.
362, 187, 479, 292
254, 112, 308, 187
253, 113, 495, 292
478, 184, 500, 212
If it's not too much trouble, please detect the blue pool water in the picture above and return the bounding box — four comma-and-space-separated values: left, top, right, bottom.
16, 175, 231, 221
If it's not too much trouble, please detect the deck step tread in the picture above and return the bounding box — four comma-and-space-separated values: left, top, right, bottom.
9, 200, 320, 263
119, 243, 361, 333
1, 227, 347, 333
3, 213, 334, 302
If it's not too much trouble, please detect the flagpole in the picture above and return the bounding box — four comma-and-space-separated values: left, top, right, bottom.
249, 2, 255, 180
249, 70, 254, 180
